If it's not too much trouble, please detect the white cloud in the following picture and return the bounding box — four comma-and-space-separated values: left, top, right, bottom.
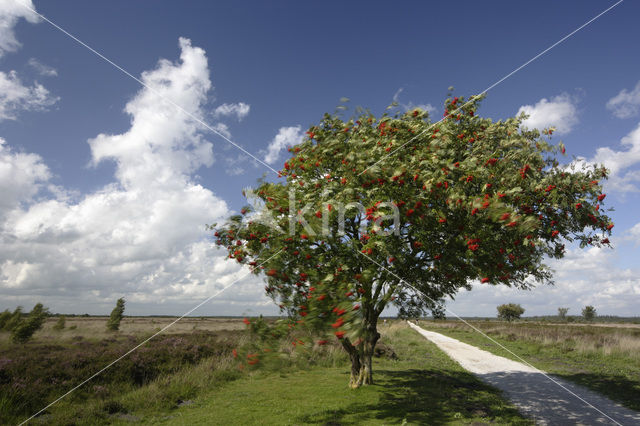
211, 122, 231, 139
88, 38, 215, 189
517, 93, 578, 135
0, 38, 266, 315
264, 125, 304, 165
223, 153, 252, 176
588, 121, 640, 192
607, 81, 640, 119
0, 138, 50, 216
0, 0, 39, 57
213, 102, 250, 121
392, 87, 436, 115
27, 58, 57, 77
0, 2, 57, 120
448, 243, 640, 317
0, 70, 58, 120
630, 223, 640, 242
618, 222, 640, 247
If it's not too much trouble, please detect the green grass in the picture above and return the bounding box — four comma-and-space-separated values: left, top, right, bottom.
132, 323, 530, 425
417, 321, 640, 412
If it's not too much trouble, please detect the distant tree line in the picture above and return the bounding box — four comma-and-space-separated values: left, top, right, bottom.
493, 304, 601, 322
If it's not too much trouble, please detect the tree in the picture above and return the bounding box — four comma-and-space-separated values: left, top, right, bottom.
53, 315, 66, 330
497, 303, 525, 321
11, 303, 49, 343
557, 307, 569, 320
107, 298, 126, 331
582, 305, 596, 321
3, 307, 23, 332
0, 309, 11, 330
211, 94, 614, 388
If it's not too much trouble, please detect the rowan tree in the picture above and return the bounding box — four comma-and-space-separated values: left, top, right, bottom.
211, 94, 614, 388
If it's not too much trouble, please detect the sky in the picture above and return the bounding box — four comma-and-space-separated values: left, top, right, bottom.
0, 0, 639, 317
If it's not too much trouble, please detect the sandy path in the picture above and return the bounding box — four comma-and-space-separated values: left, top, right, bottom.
408, 322, 640, 425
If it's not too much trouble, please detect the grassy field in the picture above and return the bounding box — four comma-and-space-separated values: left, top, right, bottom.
1, 317, 531, 425
131, 321, 531, 425
416, 320, 640, 412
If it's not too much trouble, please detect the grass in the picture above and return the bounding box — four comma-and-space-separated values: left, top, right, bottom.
134, 321, 531, 425
416, 320, 640, 412
2, 317, 535, 424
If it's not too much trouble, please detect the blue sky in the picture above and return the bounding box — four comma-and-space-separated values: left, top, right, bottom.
1, 0, 639, 317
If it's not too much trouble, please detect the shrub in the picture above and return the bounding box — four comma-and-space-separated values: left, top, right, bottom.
0, 310, 11, 330
582, 305, 596, 321
11, 303, 49, 343
53, 315, 66, 331
107, 298, 126, 331
558, 307, 569, 321
497, 303, 525, 321
3, 307, 23, 332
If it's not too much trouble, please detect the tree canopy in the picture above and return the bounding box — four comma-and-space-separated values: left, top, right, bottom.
211, 94, 613, 387
582, 305, 597, 321
497, 303, 525, 321
11, 303, 49, 344
107, 298, 126, 331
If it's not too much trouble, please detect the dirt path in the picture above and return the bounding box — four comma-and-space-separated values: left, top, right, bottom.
408, 322, 640, 425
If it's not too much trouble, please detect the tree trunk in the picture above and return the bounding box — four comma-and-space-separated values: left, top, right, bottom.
355, 339, 374, 387
341, 322, 380, 389
346, 341, 362, 389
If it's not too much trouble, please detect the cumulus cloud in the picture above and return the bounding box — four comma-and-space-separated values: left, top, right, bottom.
606, 81, 640, 119
585, 122, 640, 192
0, 70, 58, 120
0, 38, 266, 315
629, 223, 640, 243
27, 58, 57, 77
593, 123, 640, 176
0, 2, 58, 120
213, 102, 250, 121
0, 138, 51, 216
264, 126, 304, 165
0, 0, 39, 57
517, 93, 578, 135
448, 242, 640, 317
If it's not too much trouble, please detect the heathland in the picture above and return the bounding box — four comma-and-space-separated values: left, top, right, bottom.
1, 317, 530, 425
1, 316, 638, 424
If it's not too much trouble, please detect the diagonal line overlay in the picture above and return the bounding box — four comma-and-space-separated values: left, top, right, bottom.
19, 248, 284, 425
358, 0, 623, 177
356, 250, 623, 426
15, 0, 279, 176
13, 0, 626, 424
